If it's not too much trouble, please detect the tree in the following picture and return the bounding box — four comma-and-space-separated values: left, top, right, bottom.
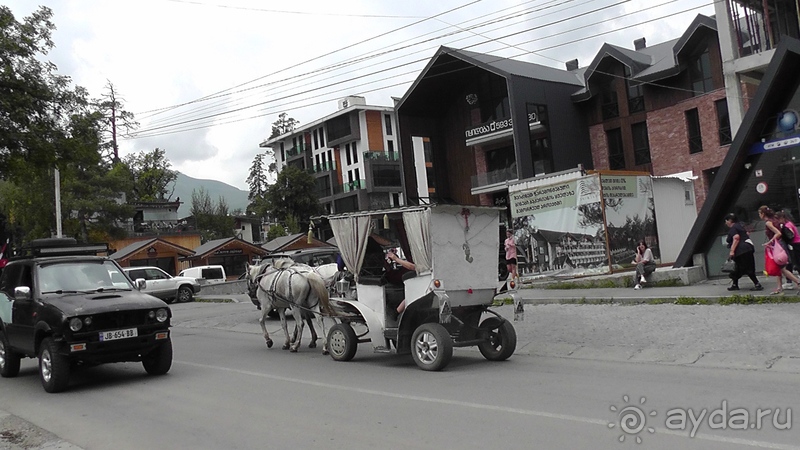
190, 187, 235, 242
123, 148, 177, 201
269, 112, 299, 139
267, 223, 287, 241
265, 165, 321, 230
94, 81, 139, 164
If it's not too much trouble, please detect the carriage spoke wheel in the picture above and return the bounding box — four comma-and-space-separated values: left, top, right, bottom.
411, 323, 453, 371
477, 317, 517, 361
327, 323, 357, 362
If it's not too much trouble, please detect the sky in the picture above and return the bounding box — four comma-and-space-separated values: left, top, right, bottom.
4, 0, 716, 191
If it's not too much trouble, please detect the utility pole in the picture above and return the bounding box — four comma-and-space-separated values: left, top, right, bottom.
54, 168, 62, 238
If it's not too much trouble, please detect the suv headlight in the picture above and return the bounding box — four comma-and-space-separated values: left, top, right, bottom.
155, 308, 169, 323
69, 317, 83, 332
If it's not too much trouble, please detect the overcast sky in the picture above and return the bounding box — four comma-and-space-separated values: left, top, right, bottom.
5, 0, 715, 191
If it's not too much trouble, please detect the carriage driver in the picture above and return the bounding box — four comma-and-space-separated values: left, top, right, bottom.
386, 249, 415, 319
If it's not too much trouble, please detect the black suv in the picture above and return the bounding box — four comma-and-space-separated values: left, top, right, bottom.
0, 238, 172, 393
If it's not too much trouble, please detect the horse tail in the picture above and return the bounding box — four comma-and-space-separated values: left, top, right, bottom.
306, 272, 332, 316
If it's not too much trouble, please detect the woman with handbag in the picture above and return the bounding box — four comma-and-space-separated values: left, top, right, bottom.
775, 211, 800, 275
759, 206, 800, 294
724, 213, 762, 291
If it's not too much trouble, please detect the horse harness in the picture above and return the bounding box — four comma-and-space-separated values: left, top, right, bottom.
255, 266, 320, 312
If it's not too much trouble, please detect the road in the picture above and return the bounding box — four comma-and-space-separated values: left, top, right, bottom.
1, 301, 798, 449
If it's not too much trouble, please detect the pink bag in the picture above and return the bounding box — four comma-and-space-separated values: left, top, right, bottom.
770, 241, 789, 266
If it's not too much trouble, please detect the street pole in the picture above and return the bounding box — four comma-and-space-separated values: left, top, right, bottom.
54, 168, 62, 238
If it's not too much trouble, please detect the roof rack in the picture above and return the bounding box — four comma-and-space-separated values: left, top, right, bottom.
18, 238, 109, 258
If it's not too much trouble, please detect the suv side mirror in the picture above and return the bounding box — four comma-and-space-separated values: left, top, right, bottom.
14, 286, 32, 301
135, 279, 146, 290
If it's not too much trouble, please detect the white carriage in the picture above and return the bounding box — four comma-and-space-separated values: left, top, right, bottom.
323, 204, 519, 371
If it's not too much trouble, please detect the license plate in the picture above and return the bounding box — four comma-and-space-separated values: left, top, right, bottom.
99, 328, 138, 342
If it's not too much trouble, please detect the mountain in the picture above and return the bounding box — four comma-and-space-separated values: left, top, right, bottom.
172, 172, 250, 217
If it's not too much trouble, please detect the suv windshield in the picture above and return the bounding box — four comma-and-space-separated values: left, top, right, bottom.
40, 260, 133, 293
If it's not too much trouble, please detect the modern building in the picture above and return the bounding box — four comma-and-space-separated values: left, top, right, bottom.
395, 46, 594, 219
260, 96, 404, 224
572, 14, 732, 210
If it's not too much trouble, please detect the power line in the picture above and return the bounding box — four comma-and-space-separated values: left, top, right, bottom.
162, 0, 426, 18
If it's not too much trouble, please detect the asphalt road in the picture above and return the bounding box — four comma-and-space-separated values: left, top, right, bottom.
1, 301, 799, 449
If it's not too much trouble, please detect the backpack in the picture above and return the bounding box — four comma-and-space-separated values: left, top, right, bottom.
781, 224, 796, 242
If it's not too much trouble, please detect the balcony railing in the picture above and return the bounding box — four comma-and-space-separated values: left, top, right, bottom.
286, 143, 309, 158
332, 179, 366, 195
471, 166, 517, 189
363, 151, 400, 162
312, 160, 337, 173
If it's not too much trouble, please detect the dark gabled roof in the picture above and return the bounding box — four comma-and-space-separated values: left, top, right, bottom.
675, 37, 800, 267
109, 238, 195, 260
192, 237, 267, 258
573, 14, 717, 101
262, 233, 304, 252
396, 46, 583, 111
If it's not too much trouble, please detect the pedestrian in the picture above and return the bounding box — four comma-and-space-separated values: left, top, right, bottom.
724, 213, 763, 291
775, 211, 800, 275
758, 205, 800, 294
504, 229, 518, 280
632, 240, 655, 290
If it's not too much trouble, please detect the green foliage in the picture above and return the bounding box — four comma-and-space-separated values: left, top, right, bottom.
190, 187, 235, 242
265, 165, 321, 230
285, 214, 301, 234
269, 113, 299, 139
267, 224, 287, 241
123, 148, 177, 201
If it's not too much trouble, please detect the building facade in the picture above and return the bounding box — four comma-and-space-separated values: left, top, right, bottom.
260, 96, 404, 224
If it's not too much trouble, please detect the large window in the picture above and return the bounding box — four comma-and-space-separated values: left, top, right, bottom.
716, 99, 732, 145
686, 108, 703, 153
327, 114, 351, 142
689, 45, 714, 96
625, 66, 645, 113
372, 165, 402, 187
384, 114, 392, 135
601, 75, 619, 120
632, 122, 651, 165
607, 128, 625, 169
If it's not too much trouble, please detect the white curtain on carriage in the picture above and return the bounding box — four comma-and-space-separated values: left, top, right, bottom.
329, 215, 373, 281
402, 209, 432, 273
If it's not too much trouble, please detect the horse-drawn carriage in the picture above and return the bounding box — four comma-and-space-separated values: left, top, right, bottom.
322, 204, 519, 371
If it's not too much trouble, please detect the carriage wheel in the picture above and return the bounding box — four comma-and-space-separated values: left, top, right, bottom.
327, 323, 358, 362
411, 323, 453, 371
477, 317, 517, 361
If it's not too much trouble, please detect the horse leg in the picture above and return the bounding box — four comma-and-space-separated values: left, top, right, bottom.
306, 312, 318, 349
290, 307, 305, 352
317, 312, 330, 355
278, 308, 292, 350
258, 297, 273, 348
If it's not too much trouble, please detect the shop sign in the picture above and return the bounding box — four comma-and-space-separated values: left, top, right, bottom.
510, 180, 577, 216
214, 248, 243, 255
464, 112, 538, 139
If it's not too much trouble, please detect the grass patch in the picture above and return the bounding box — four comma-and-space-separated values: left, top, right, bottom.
652, 279, 685, 288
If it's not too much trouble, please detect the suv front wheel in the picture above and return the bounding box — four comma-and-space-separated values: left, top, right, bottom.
39, 337, 70, 393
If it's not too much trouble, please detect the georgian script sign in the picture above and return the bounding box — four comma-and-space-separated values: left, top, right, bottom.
465, 112, 538, 140
214, 248, 243, 255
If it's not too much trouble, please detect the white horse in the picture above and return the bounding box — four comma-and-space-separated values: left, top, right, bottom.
247, 259, 332, 353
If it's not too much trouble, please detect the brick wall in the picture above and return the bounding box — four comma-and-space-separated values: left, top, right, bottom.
646, 88, 729, 211
589, 124, 610, 170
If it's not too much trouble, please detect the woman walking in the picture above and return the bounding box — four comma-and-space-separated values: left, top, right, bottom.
775, 211, 800, 275
504, 229, 518, 280
758, 206, 800, 294
724, 213, 763, 291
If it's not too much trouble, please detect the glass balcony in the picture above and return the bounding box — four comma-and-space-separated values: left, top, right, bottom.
470, 166, 517, 189
362, 151, 400, 162
332, 179, 366, 195
286, 143, 309, 158
312, 160, 337, 173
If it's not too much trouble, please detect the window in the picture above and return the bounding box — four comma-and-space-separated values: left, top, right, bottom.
313, 129, 319, 149
716, 99, 732, 145
625, 66, 644, 113
280, 142, 285, 161
319, 127, 325, 147
384, 114, 393, 135
601, 76, 619, 120
689, 46, 714, 96
606, 128, 625, 169
315, 154, 321, 169
355, 168, 360, 182
352, 142, 358, 163
345, 144, 352, 165
387, 140, 394, 156
686, 108, 703, 154
631, 122, 651, 165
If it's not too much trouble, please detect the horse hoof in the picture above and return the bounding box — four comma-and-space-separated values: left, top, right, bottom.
266, 340, 273, 348
322, 350, 329, 356
282, 344, 290, 350
290, 347, 298, 353
308, 342, 317, 349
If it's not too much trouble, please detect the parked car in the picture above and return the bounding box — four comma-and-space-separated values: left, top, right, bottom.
178, 265, 226, 284
123, 266, 201, 303
0, 238, 172, 393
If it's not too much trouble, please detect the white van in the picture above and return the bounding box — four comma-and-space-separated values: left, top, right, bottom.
179, 265, 226, 284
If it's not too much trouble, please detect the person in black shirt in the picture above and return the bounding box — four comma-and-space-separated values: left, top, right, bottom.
725, 213, 763, 291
